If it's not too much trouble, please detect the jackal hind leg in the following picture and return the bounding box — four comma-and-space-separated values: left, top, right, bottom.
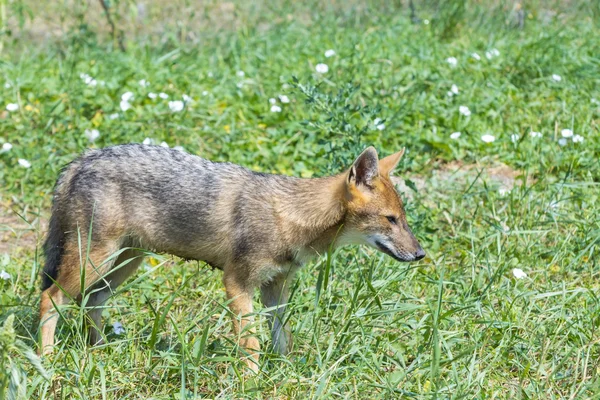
39, 239, 120, 355
86, 248, 144, 346
261, 272, 294, 355
223, 269, 260, 373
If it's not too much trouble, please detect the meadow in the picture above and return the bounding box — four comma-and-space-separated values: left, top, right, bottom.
0, 1, 599, 398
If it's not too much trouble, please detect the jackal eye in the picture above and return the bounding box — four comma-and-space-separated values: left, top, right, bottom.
386, 216, 398, 225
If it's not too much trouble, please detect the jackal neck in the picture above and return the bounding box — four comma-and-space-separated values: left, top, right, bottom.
275, 173, 347, 242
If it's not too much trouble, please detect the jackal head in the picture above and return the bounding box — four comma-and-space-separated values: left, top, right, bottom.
342, 147, 425, 262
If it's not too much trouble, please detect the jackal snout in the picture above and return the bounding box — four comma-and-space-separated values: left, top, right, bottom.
344, 146, 426, 263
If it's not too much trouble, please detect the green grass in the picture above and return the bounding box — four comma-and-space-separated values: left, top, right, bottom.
1, 1, 599, 398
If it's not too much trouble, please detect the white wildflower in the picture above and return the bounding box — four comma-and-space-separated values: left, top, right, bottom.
4, 83, 10, 88
511, 134, 519, 143
6, 103, 18, 112
512, 268, 527, 279
160, 141, 169, 148
148, 92, 157, 99
373, 118, 382, 125
552, 74, 562, 82
80, 73, 97, 87
376, 123, 386, 131
472, 52, 481, 61
561, 129, 573, 138
485, 48, 500, 59
2, 142, 13, 152
446, 57, 458, 67
279, 95, 290, 103
182, 94, 192, 103
450, 132, 461, 139
572, 134, 584, 143
138, 79, 149, 87
529, 131, 542, 138
120, 100, 131, 111
142, 138, 154, 145
269, 98, 277, 104
112, 322, 125, 335
84, 129, 100, 143
592, 98, 599, 105
270, 105, 282, 113
168, 100, 184, 112
459, 105, 471, 116
121, 92, 134, 102
481, 134, 495, 143
451, 84, 459, 95
202, 91, 209, 96
173, 146, 186, 152
236, 70, 245, 77
423, 19, 430, 25
498, 187, 510, 196
159, 92, 169, 99
558, 138, 567, 146
18, 158, 31, 168
315, 63, 329, 74
0, 270, 10, 280
109, 113, 119, 120
325, 49, 336, 58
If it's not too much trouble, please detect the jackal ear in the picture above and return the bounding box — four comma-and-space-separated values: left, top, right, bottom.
379, 148, 405, 176
348, 146, 379, 187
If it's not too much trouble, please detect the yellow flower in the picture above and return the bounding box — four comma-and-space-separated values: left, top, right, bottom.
549, 264, 560, 273
223, 125, 231, 133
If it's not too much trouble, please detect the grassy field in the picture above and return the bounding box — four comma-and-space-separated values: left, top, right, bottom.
1, 0, 599, 398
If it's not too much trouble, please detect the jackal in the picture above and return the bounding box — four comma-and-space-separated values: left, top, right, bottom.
39, 144, 425, 372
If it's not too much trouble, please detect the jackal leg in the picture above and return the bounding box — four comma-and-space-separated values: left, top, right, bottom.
223, 271, 259, 373
39, 240, 119, 355
261, 273, 293, 354
86, 248, 144, 346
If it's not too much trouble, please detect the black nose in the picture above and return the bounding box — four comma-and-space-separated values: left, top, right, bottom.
414, 248, 426, 260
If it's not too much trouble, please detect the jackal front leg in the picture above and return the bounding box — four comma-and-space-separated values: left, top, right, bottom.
261, 273, 293, 354
223, 272, 259, 373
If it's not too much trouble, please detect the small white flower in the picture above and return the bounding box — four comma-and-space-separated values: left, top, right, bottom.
0, 270, 10, 280
451, 84, 459, 95
592, 98, 599, 105
481, 134, 496, 143
373, 118, 382, 125
552, 74, 562, 82
561, 129, 573, 138
279, 95, 290, 103
376, 123, 386, 131
84, 129, 100, 143
112, 322, 125, 335
148, 92, 157, 99
142, 138, 154, 145
160, 141, 169, 148
109, 113, 119, 120
168, 100, 184, 112
325, 49, 336, 58
558, 138, 568, 146
315, 63, 329, 74
269, 98, 277, 104
459, 105, 471, 116
202, 91, 209, 96
236, 82, 244, 89
207, 72, 214, 78
512, 268, 527, 279
529, 131, 542, 138
120, 100, 131, 111
498, 187, 510, 196
18, 158, 31, 168
173, 146, 186, 152
485, 48, 500, 59
138, 79, 149, 87
472, 52, 481, 61
182, 94, 192, 103
2, 142, 13, 152
270, 105, 282, 113
236, 70, 245, 77
511, 134, 519, 143
423, 19, 430, 25
4, 83, 10, 88
6, 103, 18, 112
121, 92, 134, 102
450, 132, 461, 139
159, 92, 169, 99
572, 134, 584, 143
446, 57, 458, 67
80, 73, 97, 87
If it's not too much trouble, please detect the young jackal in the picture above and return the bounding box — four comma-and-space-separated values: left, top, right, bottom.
39, 144, 425, 372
